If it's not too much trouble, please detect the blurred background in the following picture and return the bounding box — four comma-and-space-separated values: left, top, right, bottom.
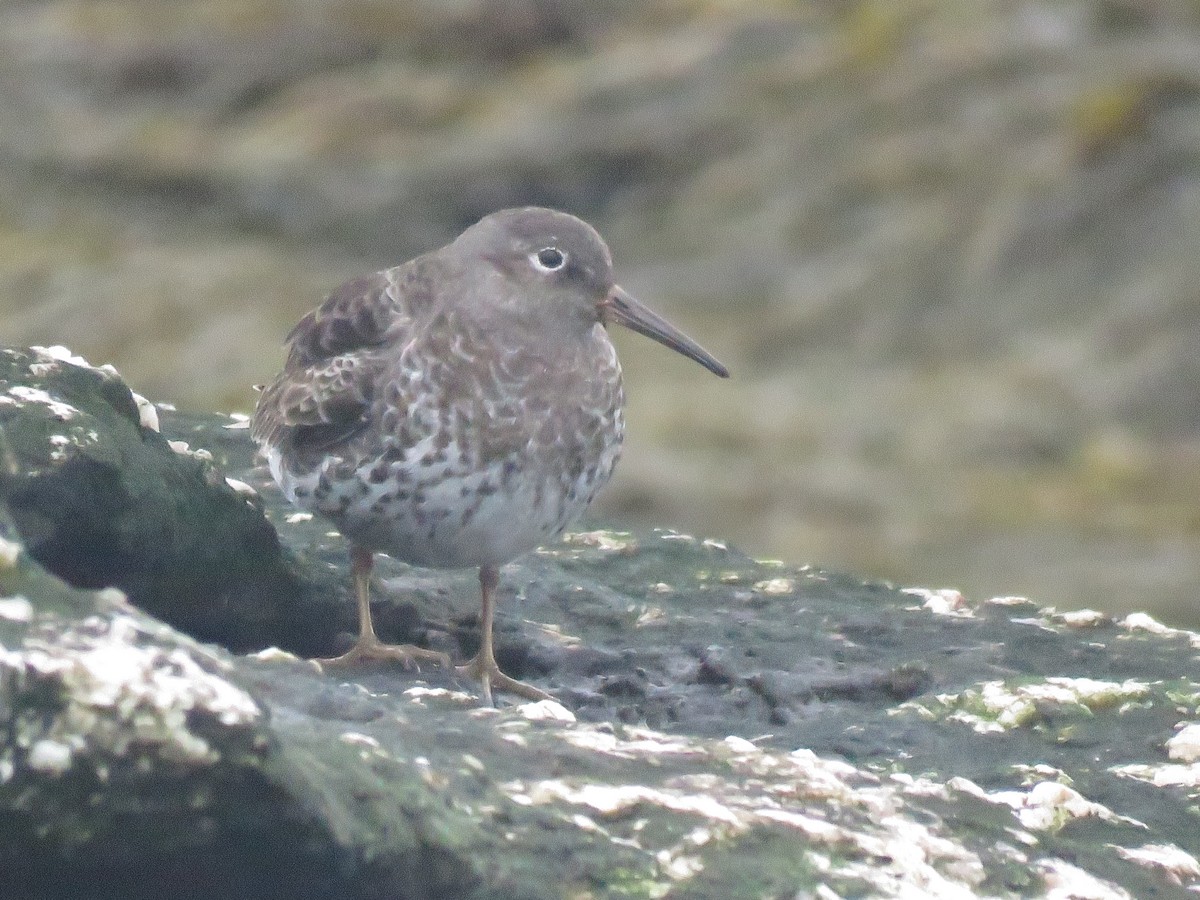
2, 0, 1199, 625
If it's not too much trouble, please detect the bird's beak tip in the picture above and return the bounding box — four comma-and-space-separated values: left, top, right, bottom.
603, 285, 729, 379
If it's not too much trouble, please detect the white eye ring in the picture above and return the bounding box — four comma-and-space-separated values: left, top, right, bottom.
531, 247, 566, 272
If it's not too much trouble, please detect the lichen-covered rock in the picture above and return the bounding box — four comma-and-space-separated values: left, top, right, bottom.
1, 354, 1199, 897
0, 346, 308, 651
0, 522, 482, 900
3, 501, 1200, 898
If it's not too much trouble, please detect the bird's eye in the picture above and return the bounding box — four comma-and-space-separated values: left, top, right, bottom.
532, 247, 566, 272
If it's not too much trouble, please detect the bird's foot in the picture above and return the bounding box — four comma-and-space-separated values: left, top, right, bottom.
456, 653, 552, 706
317, 636, 450, 671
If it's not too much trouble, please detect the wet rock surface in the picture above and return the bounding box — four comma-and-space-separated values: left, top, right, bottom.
5, 1, 1200, 624
0, 349, 1198, 897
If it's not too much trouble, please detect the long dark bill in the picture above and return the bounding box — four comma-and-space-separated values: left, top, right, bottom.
602, 286, 729, 378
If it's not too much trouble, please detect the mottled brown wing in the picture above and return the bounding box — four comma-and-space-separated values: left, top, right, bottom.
251, 271, 411, 455
283, 273, 402, 368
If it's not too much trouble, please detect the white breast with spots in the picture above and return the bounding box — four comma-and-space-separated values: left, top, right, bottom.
341, 418, 623, 568
271, 334, 626, 570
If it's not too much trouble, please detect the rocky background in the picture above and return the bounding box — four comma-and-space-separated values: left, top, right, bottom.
2, 0, 1199, 624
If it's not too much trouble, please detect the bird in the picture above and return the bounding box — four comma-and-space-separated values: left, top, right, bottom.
250, 207, 728, 704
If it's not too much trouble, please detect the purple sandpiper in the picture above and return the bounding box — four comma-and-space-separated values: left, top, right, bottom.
251, 207, 728, 704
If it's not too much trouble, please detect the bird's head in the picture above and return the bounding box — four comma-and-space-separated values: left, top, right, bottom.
456, 207, 728, 378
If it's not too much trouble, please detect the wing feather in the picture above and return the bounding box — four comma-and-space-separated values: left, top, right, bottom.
250, 265, 431, 459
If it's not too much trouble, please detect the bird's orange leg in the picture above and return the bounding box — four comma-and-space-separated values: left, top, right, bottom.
317, 546, 450, 670
456, 565, 552, 705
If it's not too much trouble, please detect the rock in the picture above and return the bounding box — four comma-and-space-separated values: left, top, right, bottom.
0, 521, 481, 900
0, 346, 309, 652
6, 1, 1200, 627
0, 348, 1198, 897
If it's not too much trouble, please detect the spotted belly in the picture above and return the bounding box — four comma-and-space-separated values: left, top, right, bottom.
266, 417, 623, 569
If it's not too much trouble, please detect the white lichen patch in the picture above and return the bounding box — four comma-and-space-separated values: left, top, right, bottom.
131, 391, 159, 432
248, 646, 302, 664
722, 735, 758, 754
560, 530, 636, 553
524, 622, 581, 649
223, 477, 257, 497
1167, 722, 1200, 762
634, 605, 666, 626
1011, 763, 1072, 786
402, 685, 478, 705
1121, 613, 1200, 649
31, 345, 94, 369
655, 529, 697, 543
1112, 761, 1200, 789
168, 440, 213, 462
27, 738, 73, 774
753, 577, 795, 595
1054, 608, 1111, 628
984, 781, 1145, 832
0, 596, 33, 622
892, 772, 956, 797
515, 699, 576, 723
339, 732, 381, 749
26, 345, 98, 379
527, 779, 742, 826
0, 537, 23, 568
6, 614, 261, 778
95, 587, 130, 608
564, 726, 706, 760
339, 731, 394, 762
902, 587, 973, 617
784, 749, 864, 798
1112, 843, 1200, 884
984, 595, 1036, 608
1037, 858, 1131, 899
903, 677, 1152, 733
0, 386, 79, 421
44, 427, 103, 463
47, 433, 71, 459
1122, 612, 1174, 634
503, 727, 991, 898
